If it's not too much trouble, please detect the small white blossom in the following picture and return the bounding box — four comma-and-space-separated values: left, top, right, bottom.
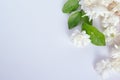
95, 59, 119, 80
95, 59, 113, 80
95, 59, 111, 75
103, 26, 118, 42
110, 58, 120, 72
103, 27, 117, 37
85, 6, 110, 19
71, 30, 91, 47
79, 0, 120, 79
95, 58, 120, 79
102, 14, 119, 28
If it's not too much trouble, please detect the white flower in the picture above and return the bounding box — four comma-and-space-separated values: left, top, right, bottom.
71, 30, 91, 47
85, 6, 110, 20
103, 26, 117, 37
102, 14, 119, 28
80, 0, 120, 23
95, 59, 117, 80
95, 58, 120, 79
80, 1, 112, 20
111, 58, 120, 72
95, 59, 112, 80
95, 59, 111, 75
103, 26, 118, 42
101, 68, 116, 80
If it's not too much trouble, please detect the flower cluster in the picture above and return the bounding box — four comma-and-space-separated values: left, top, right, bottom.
95, 36, 120, 80
95, 57, 120, 80
79, 0, 120, 44
71, 0, 120, 48
77, 0, 120, 79
71, 30, 91, 47
62, 0, 120, 79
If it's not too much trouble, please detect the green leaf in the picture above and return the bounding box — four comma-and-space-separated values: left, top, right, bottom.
68, 10, 92, 29
68, 11, 81, 29
62, 0, 79, 13
82, 23, 106, 46
80, 10, 92, 25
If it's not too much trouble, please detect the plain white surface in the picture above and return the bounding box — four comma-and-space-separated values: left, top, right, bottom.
0, 0, 111, 80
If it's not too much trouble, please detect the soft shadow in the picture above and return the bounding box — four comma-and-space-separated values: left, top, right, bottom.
92, 48, 109, 68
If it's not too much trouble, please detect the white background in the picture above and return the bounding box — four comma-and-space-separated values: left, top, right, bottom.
0, 0, 111, 80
